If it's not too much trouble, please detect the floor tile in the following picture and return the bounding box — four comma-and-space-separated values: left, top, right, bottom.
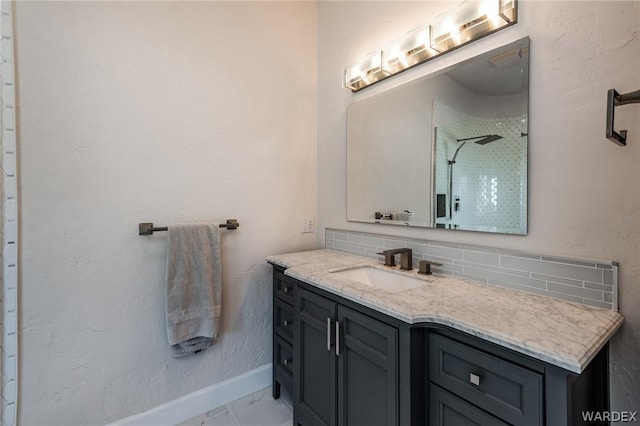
228, 388, 292, 426
201, 409, 239, 426
177, 387, 293, 426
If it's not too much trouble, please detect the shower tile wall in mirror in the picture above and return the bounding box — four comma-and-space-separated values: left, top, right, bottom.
433, 103, 527, 233
346, 37, 529, 235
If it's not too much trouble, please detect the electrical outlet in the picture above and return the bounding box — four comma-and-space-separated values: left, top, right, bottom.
301, 217, 315, 234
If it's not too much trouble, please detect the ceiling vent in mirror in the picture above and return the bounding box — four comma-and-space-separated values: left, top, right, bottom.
343, 0, 518, 92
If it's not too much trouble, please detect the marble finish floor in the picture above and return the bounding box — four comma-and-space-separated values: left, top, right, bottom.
178, 387, 292, 426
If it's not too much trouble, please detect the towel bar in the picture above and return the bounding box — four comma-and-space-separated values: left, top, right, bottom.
138, 219, 239, 235
606, 88, 640, 146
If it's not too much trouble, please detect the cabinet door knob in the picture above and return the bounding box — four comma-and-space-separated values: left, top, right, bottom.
283, 320, 289, 327
469, 373, 480, 386
283, 286, 289, 293
283, 358, 292, 366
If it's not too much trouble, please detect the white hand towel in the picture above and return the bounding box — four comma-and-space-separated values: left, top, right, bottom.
165, 223, 221, 357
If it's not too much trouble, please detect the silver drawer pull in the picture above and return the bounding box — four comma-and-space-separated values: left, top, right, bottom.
283, 358, 292, 366
470, 373, 481, 386
283, 286, 290, 293
335, 321, 340, 357
283, 320, 289, 327
327, 318, 332, 351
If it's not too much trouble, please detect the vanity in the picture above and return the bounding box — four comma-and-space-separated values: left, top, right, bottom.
267, 249, 623, 426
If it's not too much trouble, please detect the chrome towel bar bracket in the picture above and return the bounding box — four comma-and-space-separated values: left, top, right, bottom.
139, 219, 239, 235
606, 88, 640, 146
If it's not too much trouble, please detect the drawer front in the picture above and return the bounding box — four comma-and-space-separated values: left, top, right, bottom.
430, 384, 509, 426
275, 335, 294, 377
274, 298, 294, 343
429, 333, 542, 426
274, 269, 294, 304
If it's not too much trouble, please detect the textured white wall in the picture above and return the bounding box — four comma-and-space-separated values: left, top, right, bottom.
318, 0, 640, 411
14, 2, 317, 424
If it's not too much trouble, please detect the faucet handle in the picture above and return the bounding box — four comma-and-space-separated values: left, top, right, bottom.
418, 260, 443, 275
376, 252, 396, 267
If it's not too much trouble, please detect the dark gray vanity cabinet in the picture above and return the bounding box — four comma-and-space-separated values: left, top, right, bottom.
272, 267, 295, 398
270, 264, 611, 426
295, 285, 399, 426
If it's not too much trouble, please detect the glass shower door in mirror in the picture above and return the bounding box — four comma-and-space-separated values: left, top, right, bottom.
432, 102, 527, 234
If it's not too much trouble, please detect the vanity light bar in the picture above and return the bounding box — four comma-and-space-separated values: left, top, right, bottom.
383, 24, 437, 75
344, 51, 390, 92
343, 0, 517, 92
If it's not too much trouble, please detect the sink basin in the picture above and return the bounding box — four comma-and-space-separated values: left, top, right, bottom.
331, 267, 426, 293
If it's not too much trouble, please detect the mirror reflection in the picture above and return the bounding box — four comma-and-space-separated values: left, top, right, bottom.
346, 37, 529, 234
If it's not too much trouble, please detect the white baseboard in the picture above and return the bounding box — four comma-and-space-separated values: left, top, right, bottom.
110, 364, 272, 426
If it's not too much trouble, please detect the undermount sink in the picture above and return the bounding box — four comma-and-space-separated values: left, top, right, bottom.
331, 266, 427, 293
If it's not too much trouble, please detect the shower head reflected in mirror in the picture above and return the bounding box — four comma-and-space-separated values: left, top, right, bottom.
456, 134, 503, 145
450, 134, 503, 164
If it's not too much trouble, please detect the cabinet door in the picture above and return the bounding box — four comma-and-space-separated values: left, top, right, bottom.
337, 305, 398, 426
295, 287, 337, 426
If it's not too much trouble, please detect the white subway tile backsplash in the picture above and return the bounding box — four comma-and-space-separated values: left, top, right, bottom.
547, 283, 603, 301
500, 256, 604, 283
432, 263, 463, 275
349, 234, 382, 248
585, 282, 613, 292
456, 260, 531, 278
452, 271, 489, 283
465, 267, 547, 290
531, 273, 584, 288
462, 250, 500, 267
541, 256, 597, 268
584, 299, 613, 310
326, 228, 617, 311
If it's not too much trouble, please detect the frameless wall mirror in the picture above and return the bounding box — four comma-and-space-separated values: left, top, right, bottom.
346, 37, 529, 234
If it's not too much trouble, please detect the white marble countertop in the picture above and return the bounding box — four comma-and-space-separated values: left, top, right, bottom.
266, 249, 624, 374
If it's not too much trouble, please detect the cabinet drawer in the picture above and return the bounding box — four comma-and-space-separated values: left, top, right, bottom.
429, 333, 542, 426
274, 298, 293, 343
273, 270, 294, 304
274, 334, 294, 381
430, 384, 509, 426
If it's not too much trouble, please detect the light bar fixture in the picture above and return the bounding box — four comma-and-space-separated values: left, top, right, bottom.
344, 51, 389, 92
383, 24, 436, 75
344, 0, 517, 92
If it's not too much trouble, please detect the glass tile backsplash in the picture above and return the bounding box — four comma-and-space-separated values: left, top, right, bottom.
325, 228, 618, 311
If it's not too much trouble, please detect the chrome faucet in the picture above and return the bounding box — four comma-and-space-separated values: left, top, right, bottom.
377, 248, 413, 270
